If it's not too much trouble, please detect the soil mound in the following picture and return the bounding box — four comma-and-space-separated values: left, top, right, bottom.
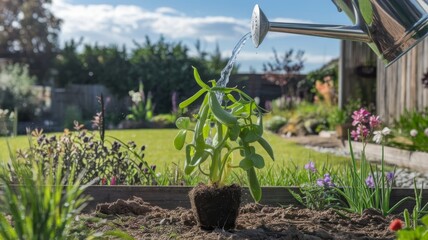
87, 199, 396, 239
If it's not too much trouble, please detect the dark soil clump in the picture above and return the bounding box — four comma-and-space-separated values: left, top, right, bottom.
189, 183, 241, 230
81, 198, 396, 239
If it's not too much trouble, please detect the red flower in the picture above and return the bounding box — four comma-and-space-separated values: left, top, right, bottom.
389, 219, 403, 231
101, 178, 107, 185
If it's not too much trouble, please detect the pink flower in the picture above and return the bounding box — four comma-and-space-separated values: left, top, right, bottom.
111, 176, 117, 185
351, 130, 359, 141
424, 128, 428, 137
350, 125, 369, 141
410, 129, 418, 137
352, 108, 371, 126
369, 115, 381, 129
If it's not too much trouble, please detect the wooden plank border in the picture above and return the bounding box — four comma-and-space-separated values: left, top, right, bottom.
82, 186, 428, 214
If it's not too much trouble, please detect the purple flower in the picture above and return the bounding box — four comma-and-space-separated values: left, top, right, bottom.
304, 161, 316, 173
365, 175, 375, 188
386, 172, 395, 183
317, 173, 334, 187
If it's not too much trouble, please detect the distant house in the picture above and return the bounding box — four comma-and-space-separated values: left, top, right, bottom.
339, 39, 428, 123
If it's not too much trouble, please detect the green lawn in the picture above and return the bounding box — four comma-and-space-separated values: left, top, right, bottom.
0, 129, 351, 173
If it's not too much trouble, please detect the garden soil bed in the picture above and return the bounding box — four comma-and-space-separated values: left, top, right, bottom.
77, 196, 397, 239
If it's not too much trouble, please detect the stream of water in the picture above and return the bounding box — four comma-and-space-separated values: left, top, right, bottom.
215, 32, 251, 102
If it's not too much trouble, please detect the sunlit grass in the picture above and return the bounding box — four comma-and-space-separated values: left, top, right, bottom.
0, 129, 351, 174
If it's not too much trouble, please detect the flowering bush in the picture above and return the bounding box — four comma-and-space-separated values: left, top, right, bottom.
17, 122, 156, 186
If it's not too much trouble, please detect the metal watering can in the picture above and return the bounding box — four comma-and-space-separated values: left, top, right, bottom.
251, 0, 428, 66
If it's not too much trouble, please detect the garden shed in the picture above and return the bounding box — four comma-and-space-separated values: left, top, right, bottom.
339, 39, 428, 123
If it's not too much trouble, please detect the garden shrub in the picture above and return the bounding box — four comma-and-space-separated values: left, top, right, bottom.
0, 63, 39, 121
265, 115, 287, 133
17, 122, 157, 185
388, 108, 428, 152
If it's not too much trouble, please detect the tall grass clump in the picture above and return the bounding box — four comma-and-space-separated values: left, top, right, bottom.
0, 144, 93, 239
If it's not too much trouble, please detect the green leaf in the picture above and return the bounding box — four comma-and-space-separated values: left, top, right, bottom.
173, 130, 187, 150
240, 124, 262, 143
257, 137, 275, 161
179, 88, 207, 109
239, 157, 253, 170
249, 153, 264, 169
422, 215, 428, 226
226, 93, 238, 103
192, 66, 210, 89
175, 117, 190, 130
247, 167, 261, 202
229, 124, 240, 141
208, 92, 237, 127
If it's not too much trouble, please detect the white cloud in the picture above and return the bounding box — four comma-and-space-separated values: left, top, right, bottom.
51, 0, 250, 45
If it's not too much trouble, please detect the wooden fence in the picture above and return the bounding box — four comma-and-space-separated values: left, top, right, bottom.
51, 84, 126, 128
340, 39, 428, 123
377, 38, 428, 123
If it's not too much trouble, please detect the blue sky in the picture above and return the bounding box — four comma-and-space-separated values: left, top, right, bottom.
51, 0, 352, 73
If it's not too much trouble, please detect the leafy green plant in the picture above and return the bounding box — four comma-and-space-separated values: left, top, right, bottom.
0, 109, 17, 136
126, 81, 153, 122
289, 161, 339, 210
402, 181, 428, 229
388, 108, 428, 152
396, 215, 428, 240
0, 146, 92, 239
174, 67, 274, 201
17, 123, 156, 185
327, 107, 346, 129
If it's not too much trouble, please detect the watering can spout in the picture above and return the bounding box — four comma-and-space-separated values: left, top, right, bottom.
252, 0, 428, 66
251, 4, 370, 48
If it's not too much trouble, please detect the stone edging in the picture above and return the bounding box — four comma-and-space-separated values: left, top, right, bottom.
344, 141, 428, 172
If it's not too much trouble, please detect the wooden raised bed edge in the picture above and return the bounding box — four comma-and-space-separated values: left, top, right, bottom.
345, 141, 428, 172
83, 186, 428, 214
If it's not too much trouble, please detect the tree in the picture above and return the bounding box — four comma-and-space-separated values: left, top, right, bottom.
54, 40, 133, 96
0, 0, 61, 83
263, 49, 305, 98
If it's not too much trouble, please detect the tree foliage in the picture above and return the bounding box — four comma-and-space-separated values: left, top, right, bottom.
0, 0, 61, 83
263, 49, 305, 98
54, 36, 233, 114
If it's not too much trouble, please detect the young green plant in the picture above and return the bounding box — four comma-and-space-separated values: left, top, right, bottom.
174, 67, 274, 202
